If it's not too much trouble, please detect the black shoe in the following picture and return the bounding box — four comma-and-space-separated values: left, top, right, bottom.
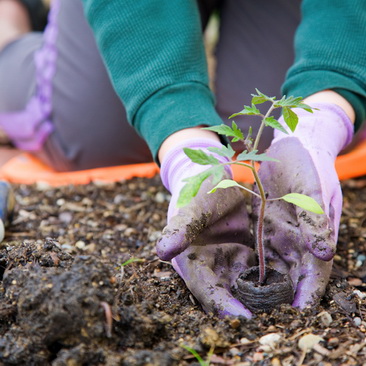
20, 0, 49, 31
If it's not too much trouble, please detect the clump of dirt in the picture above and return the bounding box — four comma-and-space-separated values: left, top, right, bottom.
1, 251, 115, 365
0, 175, 365, 365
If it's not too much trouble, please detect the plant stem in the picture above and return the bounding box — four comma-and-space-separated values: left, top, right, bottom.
253, 102, 275, 152
250, 101, 275, 284
251, 166, 267, 284
224, 162, 262, 198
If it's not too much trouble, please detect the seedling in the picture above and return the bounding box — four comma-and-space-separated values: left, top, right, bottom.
177, 90, 324, 286
120, 257, 145, 267
180, 344, 214, 366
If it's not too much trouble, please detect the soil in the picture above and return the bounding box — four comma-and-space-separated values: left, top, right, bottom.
0, 175, 365, 366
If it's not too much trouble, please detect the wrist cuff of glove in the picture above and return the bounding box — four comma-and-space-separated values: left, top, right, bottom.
160, 138, 232, 193
275, 102, 354, 153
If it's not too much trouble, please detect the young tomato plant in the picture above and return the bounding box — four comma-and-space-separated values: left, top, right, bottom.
177, 90, 324, 284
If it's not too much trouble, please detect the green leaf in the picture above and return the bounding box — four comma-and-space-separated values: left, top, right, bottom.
251, 95, 268, 105
207, 144, 236, 159
208, 179, 244, 194
177, 170, 212, 207
297, 103, 315, 113
176, 166, 224, 207
237, 150, 280, 162
264, 116, 288, 134
229, 104, 261, 118
204, 122, 244, 142
282, 107, 299, 132
274, 95, 314, 113
274, 95, 302, 108
280, 193, 325, 214
230, 121, 245, 142
251, 89, 276, 104
183, 148, 219, 165
211, 165, 225, 186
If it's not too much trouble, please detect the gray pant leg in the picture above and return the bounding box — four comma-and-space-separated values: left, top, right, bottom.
42, 0, 151, 171
215, 0, 301, 151
0, 34, 42, 112
1, 0, 151, 171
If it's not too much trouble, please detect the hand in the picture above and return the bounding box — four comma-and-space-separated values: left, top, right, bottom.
157, 139, 255, 317
172, 240, 255, 318
253, 103, 353, 308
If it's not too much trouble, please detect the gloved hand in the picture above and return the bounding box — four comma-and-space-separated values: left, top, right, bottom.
0, 181, 15, 243
253, 103, 353, 308
157, 139, 256, 318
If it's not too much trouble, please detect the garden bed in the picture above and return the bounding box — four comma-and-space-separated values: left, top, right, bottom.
0, 175, 365, 365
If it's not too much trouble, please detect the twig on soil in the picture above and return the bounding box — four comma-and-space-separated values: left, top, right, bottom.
289, 328, 312, 341
100, 301, 113, 338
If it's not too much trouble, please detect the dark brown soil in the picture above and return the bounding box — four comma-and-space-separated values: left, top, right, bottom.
0, 175, 365, 365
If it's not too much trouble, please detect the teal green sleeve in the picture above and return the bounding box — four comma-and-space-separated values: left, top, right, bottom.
282, 0, 366, 130
81, 0, 223, 160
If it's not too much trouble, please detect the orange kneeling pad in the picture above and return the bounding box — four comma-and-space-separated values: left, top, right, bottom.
0, 140, 365, 186
0, 154, 159, 186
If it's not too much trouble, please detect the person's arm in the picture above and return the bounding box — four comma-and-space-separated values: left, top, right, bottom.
282, 0, 366, 130
261, 1, 366, 308
81, 0, 223, 162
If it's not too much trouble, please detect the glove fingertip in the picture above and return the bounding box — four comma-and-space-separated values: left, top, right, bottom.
307, 240, 336, 261
215, 298, 253, 319
292, 277, 328, 309
156, 236, 187, 261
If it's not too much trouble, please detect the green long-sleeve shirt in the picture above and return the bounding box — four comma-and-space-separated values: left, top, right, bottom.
282, 0, 366, 129
82, 0, 366, 160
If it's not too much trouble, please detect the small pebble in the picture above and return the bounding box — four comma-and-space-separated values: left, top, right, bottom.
298, 334, 323, 352
75, 240, 86, 250
259, 333, 282, 349
353, 317, 362, 327
229, 347, 241, 356
230, 318, 241, 329
113, 194, 125, 205
353, 289, 366, 299
328, 337, 339, 347
240, 337, 251, 345
271, 357, 281, 366
61, 244, 74, 251
252, 352, 264, 362
154, 192, 166, 203
124, 227, 137, 236
357, 254, 366, 262
59, 211, 73, 224
85, 243, 96, 253
318, 311, 333, 327
56, 198, 65, 206
355, 260, 363, 268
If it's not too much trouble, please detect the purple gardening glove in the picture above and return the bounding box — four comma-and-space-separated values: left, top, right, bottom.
157, 139, 256, 318
253, 103, 353, 308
